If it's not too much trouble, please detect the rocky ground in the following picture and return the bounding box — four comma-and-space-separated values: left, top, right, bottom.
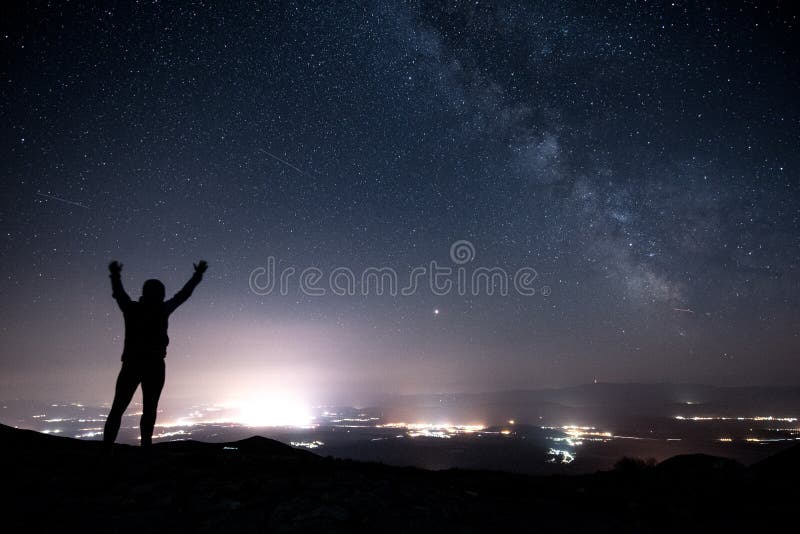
1, 423, 796, 532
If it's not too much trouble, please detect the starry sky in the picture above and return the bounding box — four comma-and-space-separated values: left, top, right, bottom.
2, 1, 798, 405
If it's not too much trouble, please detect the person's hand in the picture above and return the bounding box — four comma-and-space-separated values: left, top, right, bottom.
109, 261, 123, 274
194, 260, 208, 274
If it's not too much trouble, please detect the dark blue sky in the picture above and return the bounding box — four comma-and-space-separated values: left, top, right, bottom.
2, 1, 798, 404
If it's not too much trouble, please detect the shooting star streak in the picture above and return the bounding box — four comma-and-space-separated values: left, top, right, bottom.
674, 308, 695, 314
259, 149, 308, 176
36, 192, 90, 209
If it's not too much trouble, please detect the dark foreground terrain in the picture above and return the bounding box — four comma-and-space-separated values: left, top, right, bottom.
2, 424, 797, 533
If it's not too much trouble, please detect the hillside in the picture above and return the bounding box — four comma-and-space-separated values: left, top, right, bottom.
1, 423, 796, 532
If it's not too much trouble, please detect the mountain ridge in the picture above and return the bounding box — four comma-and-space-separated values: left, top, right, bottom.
2, 423, 797, 532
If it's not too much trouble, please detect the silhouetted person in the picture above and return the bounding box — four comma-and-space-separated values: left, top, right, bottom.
103, 260, 208, 451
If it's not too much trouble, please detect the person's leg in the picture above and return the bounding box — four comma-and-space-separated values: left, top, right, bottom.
139, 359, 166, 448
103, 362, 140, 451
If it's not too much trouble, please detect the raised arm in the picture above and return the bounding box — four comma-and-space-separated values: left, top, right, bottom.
165, 260, 207, 314
109, 261, 132, 311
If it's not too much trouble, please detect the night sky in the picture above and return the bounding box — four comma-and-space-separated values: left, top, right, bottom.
2, 1, 798, 406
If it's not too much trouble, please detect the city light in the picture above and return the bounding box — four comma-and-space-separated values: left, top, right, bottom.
290, 440, 324, 449
378, 422, 485, 439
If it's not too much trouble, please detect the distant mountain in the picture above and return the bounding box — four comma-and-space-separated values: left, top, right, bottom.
378, 383, 800, 424
2, 423, 797, 532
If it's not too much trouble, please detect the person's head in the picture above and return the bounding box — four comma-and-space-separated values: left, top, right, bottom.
141, 279, 165, 303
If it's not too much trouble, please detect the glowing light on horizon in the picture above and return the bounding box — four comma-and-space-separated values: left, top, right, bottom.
223, 394, 314, 428
154, 397, 316, 429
